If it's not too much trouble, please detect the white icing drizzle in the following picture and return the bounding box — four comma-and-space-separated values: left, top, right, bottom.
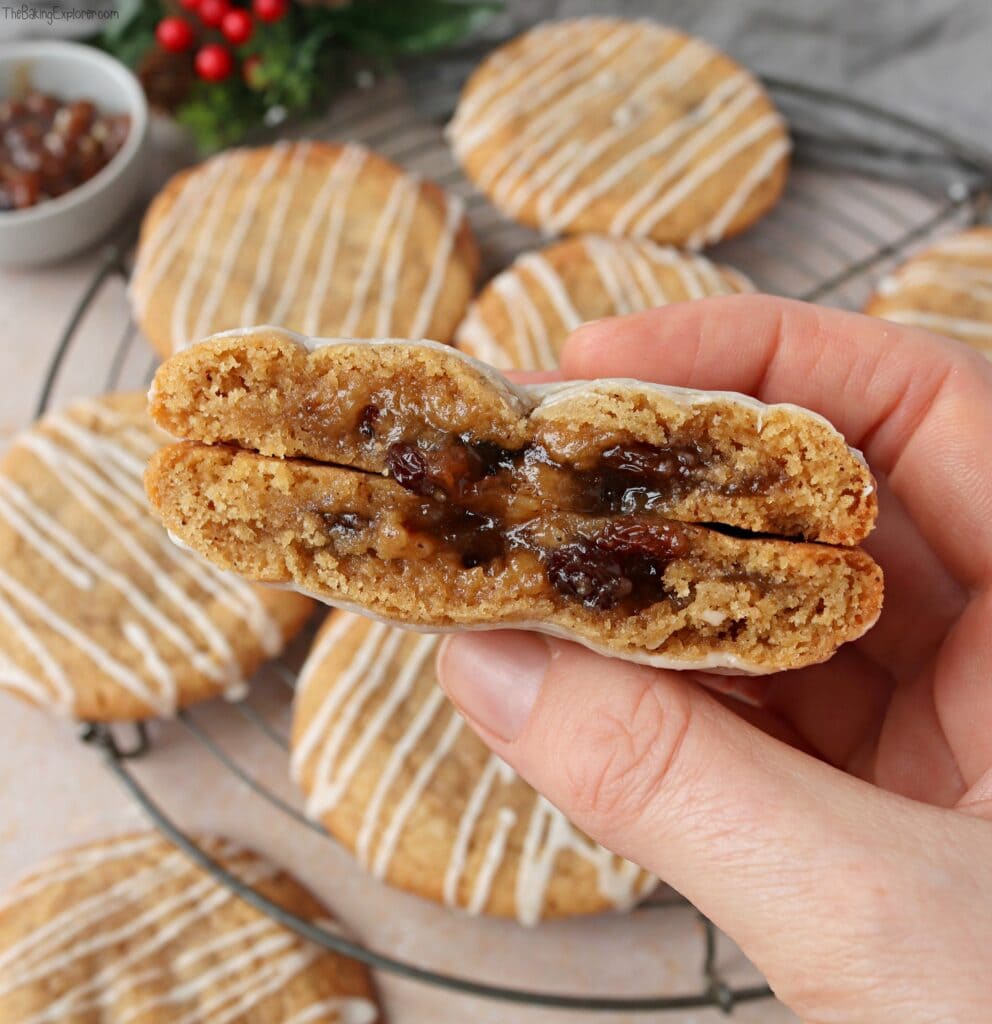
515, 796, 642, 927
353, 636, 439, 865
295, 618, 650, 924
457, 237, 750, 369
341, 173, 420, 336
448, 20, 597, 136
608, 74, 761, 235
0, 651, 55, 709
443, 753, 514, 909
585, 234, 639, 312
284, 998, 379, 1024
191, 142, 290, 341
874, 308, 992, 342
302, 146, 369, 335
453, 20, 636, 161
375, 172, 422, 336
0, 839, 377, 1023
469, 807, 517, 915
616, 239, 668, 306
872, 232, 992, 352
686, 134, 791, 249
171, 151, 246, 349
453, 307, 510, 368
139, 140, 463, 352
479, 23, 657, 205
242, 141, 313, 326
879, 263, 992, 300
370, 711, 464, 880
494, 272, 558, 368
129, 156, 230, 318
408, 194, 466, 340
628, 110, 786, 237
519, 252, 583, 331
303, 626, 403, 817
0, 404, 281, 715
527, 39, 715, 228
44, 402, 282, 655
292, 619, 393, 790
271, 144, 367, 328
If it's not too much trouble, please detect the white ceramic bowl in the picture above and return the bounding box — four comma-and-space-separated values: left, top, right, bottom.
0, 40, 149, 268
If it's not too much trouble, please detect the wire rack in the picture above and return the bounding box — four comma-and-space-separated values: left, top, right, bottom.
32, 50, 992, 1017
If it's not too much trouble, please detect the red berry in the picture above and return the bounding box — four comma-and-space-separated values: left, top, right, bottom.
221, 8, 253, 44
178, 0, 201, 10
198, 0, 230, 28
253, 0, 288, 23
195, 43, 234, 82
155, 16, 195, 53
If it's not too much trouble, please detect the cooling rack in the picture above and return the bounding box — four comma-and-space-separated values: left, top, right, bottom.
32, 55, 992, 1017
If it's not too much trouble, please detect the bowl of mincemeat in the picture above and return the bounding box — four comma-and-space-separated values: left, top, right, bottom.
0, 39, 148, 267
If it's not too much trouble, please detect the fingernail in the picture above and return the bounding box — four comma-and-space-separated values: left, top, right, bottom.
437, 631, 550, 742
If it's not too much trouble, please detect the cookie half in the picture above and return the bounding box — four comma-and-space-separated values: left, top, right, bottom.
448, 17, 790, 247
292, 614, 653, 923
130, 141, 479, 357
0, 833, 379, 1023
0, 393, 311, 720
456, 234, 753, 369
864, 227, 992, 356
146, 331, 881, 674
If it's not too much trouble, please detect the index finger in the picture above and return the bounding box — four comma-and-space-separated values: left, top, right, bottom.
561, 294, 992, 586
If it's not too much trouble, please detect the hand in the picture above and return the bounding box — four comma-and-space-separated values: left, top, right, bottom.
436, 295, 992, 1024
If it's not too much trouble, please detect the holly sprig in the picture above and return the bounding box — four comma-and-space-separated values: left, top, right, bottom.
97, 0, 500, 153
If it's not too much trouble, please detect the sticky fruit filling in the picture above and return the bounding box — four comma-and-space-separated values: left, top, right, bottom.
313, 425, 792, 614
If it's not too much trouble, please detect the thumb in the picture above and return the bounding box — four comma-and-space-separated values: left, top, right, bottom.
435, 631, 976, 991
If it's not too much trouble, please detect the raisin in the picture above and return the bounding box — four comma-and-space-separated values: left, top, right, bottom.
545, 543, 633, 610
356, 404, 380, 440
320, 511, 368, 533
386, 442, 433, 496
387, 439, 495, 499
471, 439, 520, 475
595, 521, 690, 561
599, 441, 706, 480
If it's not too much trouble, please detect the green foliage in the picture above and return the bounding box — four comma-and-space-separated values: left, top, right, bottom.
94, 1, 160, 68
97, 0, 500, 153
326, 0, 502, 57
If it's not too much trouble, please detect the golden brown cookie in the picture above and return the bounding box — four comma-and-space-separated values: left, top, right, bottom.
145, 330, 882, 674
448, 17, 790, 247
864, 226, 992, 356
292, 614, 653, 923
0, 393, 312, 720
456, 235, 753, 368
0, 833, 379, 1023
130, 141, 479, 357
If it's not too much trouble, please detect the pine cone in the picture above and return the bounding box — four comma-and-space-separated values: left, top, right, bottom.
138, 48, 194, 115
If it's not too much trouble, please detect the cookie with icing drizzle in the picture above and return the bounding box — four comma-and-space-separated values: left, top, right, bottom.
130, 141, 479, 357
0, 392, 312, 720
448, 17, 790, 247
865, 226, 992, 358
146, 329, 883, 675
456, 234, 753, 369
292, 613, 654, 923
0, 833, 380, 1023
